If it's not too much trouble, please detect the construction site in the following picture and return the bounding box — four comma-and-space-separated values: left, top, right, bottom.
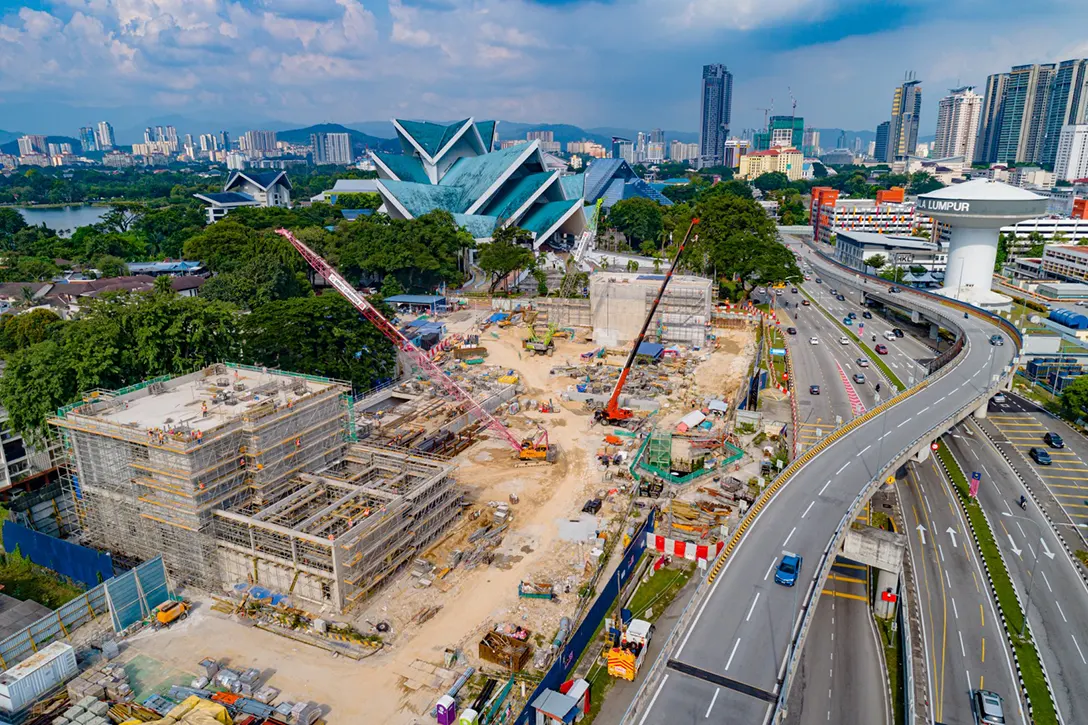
21, 226, 772, 724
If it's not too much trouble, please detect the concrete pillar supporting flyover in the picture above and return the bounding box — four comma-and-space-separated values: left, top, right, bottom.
973, 399, 988, 420
914, 445, 930, 463
842, 525, 906, 619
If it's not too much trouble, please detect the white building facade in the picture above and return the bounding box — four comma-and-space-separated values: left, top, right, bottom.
933, 86, 982, 164
1055, 124, 1088, 183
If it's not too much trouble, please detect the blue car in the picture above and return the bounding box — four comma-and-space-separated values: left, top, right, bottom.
842, 317, 852, 326
775, 552, 803, 587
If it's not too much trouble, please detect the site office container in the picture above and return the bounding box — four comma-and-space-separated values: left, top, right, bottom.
0, 642, 77, 713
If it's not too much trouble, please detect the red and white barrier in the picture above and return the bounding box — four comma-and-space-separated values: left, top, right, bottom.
646, 534, 725, 563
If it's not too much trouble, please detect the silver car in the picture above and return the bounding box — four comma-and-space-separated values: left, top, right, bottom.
971, 689, 1005, 724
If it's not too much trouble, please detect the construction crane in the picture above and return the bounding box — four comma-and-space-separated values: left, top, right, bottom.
594, 218, 699, 427
274, 228, 528, 453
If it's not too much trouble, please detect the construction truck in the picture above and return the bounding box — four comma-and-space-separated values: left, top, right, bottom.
595, 218, 699, 428
153, 600, 190, 627
606, 619, 654, 680
523, 323, 557, 356
517, 429, 558, 465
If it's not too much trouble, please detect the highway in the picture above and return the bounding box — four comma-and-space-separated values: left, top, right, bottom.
633, 242, 1018, 725
899, 455, 1025, 724
945, 415, 1088, 722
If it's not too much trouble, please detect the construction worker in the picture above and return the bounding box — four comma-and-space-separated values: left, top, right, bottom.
201, 401, 208, 418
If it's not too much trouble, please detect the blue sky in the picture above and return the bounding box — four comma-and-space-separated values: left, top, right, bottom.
0, 0, 1086, 139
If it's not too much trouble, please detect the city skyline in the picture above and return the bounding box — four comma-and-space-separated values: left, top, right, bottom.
1, 0, 1085, 137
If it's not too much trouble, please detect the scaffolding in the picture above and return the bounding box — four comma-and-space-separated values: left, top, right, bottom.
213, 443, 460, 611
648, 285, 711, 347
51, 364, 352, 586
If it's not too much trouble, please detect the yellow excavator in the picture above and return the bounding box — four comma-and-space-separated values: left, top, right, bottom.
518, 429, 558, 464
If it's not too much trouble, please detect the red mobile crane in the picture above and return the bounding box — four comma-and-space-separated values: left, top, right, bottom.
274, 228, 531, 453
594, 218, 699, 426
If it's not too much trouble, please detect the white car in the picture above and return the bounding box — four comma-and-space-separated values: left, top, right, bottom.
839, 336, 850, 345
856, 358, 870, 367
809, 337, 819, 345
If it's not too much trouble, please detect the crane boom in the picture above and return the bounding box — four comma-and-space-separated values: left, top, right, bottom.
275, 228, 524, 451
598, 219, 699, 424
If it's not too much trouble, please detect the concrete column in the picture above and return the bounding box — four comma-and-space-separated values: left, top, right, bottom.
873, 570, 899, 619
929, 323, 940, 341
914, 446, 930, 463
973, 400, 988, 419
911, 309, 923, 324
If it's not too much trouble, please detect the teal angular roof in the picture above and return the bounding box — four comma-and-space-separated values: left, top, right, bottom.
380, 180, 467, 216
396, 118, 470, 158
475, 121, 496, 151
452, 213, 499, 240
438, 143, 535, 211
483, 171, 555, 221
372, 152, 429, 183
559, 173, 585, 200
520, 198, 581, 237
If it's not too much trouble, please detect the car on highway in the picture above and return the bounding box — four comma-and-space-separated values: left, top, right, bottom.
839, 336, 850, 345
892, 328, 904, 338
790, 287, 798, 293
774, 552, 802, 587
862, 311, 873, 319
971, 689, 1005, 725
847, 312, 857, 319
856, 358, 869, 367
1044, 431, 1065, 449
889, 286, 901, 293
815, 278, 822, 284
1029, 447, 1052, 465
801, 299, 810, 306
809, 337, 819, 345
875, 344, 889, 355
842, 317, 852, 326
828, 288, 837, 294
989, 334, 1004, 346
991, 393, 1007, 404
853, 373, 866, 384
809, 385, 820, 395
786, 327, 797, 335
836, 294, 846, 301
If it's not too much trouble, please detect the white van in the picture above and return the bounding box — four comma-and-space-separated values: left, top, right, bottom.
883, 330, 896, 341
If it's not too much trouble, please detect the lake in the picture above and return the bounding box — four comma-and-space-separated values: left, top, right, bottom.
16, 205, 108, 236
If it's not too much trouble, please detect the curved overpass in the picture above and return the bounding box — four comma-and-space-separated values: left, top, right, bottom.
627, 242, 1021, 724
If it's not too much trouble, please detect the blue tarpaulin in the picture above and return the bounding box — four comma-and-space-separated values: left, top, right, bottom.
636, 342, 665, 359
2, 521, 113, 588
488, 312, 509, 323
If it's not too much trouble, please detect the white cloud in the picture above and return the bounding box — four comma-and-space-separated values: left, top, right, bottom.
671, 0, 831, 32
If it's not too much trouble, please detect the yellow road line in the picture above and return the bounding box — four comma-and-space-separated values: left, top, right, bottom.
1038, 476, 1088, 482
980, 604, 984, 628
822, 590, 868, 602
982, 637, 985, 663
835, 562, 867, 570
828, 574, 866, 584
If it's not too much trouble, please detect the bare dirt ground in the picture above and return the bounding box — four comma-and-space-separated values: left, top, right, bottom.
131, 320, 756, 724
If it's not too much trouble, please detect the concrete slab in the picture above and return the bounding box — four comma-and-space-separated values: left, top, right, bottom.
556, 513, 599, 542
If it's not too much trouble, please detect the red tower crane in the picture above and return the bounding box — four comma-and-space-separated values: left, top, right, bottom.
274, 228, 525, 451
594, 218, 699, 426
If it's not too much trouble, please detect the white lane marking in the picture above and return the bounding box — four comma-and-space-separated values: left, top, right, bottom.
958, 630, 966, 658
802, 501, 816, 518
819, 480, 831, 495
725, 638, 742, 670
1041, 571, 1053, 593
746, 593, 761, 622
1016, 522, 1026, 537
938, 544, 945, 563
924, 495, 932, 514
784, 527, 797, 546
1056, 600, 1068, 622
637, 673, 669, 725
836, 463, 849, 475
1072, 635, 1087, 665
952, 597, 959, 619
858, 445, 871, 457
897, 417, 912, 428
705, 688, 720, 718
919, 406, 930, 414
971, 448, 979, 460
765, 557, 778, 581
945, 570, 951, 588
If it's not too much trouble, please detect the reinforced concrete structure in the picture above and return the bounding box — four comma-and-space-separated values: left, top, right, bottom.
589, 272, 712, 348
51, 364, 353, 586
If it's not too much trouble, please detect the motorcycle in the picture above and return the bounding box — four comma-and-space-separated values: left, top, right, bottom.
1018, 495, 1027, 511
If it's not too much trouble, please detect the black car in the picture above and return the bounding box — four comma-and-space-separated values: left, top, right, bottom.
786, 327, 797, 335
847, 312, 857, 319
809, 384, 820, 395
1029, 447, 1052, 465
889, 286, 901, 293
1044, 432, 1065, 449
815, 278, 822, 284
790, 287, 798, 293
862, 311, 873, 319
892, 328, 904, 338
990, 334, 1004, 346
836, 294, 846, 301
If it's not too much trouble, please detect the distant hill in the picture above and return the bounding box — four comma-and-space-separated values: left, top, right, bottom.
277, 123, 399, 153
0, 135, 81, 156
0, 130, 21, 146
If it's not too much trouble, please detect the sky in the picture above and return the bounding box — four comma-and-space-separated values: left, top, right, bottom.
1, 0, 1087, 140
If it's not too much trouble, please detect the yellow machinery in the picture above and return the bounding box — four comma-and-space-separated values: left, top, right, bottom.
517, 430, 557, 463
154, 600, 190, 627
607, 619, 653, 680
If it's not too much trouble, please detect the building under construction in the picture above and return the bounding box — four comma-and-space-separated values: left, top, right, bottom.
51, 363, 463, 611
589, 272, 712, 348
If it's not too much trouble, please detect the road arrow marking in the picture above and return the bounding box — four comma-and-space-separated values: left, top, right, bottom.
1007, 535, 1021, 557
916, 524, 927, 545
1041, 538, 1056, 560
946, 527, 958, 548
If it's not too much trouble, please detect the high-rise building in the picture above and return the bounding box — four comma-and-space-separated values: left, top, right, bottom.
79, 127, 97, 153
611, 137, 630, 160
867, 140, 877, 157
17, 135, 47, 156
1040, 59, 1088, 167
933, 86, 982, 163
874, 122, 891, 162
635, 131, 647, 162
723, 138, 751, 168
650, 128, 665, 144
242, 130, 277, 155
311, 132, 352, 165
646, 141, 666, 162
853, 136, 864, 154
802, 128, 820, 157
618, 142, 635, 165
95, 121, 115, 150
669, 141, 700, 162
698, 63, 733, 168
996, 63, 1056, 164
888, 75, 922, 160
220, 131, 231, 150
975, 73, 1009, 165
526, 130, 554, 143
1055, 124, 1088, 183
199, 134, 218, 153
753, 116, 804, 151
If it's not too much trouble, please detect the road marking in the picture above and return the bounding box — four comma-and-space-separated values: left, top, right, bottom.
802, 501, 815, 518
746, 593, 760, 622
945, 570, 951, 588
1041, 571, 1053, 593
1072, 635, 1087, 665
858, 445, 871, 457
836, 463, 849, 475
1056, 601, 1068, 622
822, 590, 868, 601
819, 480, 831, 495
705, 688, 719, 718
980, 604, 984, 627
897, 418, 912, 428
637, 673, 668, 725
1015, 522, 1026, 537
951, 598, 958, 619
981, 637, 985, 662
783, 527, 797, 546
764, 557, 777, 581
924, 495, 932, 514
958, 631, 966, 658
938, 544, 945, 563
725, 638, 741, 670
970, 448, 978, 460
827, 574, 866, 584
919, 405, 930, 414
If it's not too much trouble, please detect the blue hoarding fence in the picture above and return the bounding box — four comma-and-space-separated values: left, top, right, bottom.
2, 521, 113, 588
513, 509, 655, 725
104, 556, 173, 632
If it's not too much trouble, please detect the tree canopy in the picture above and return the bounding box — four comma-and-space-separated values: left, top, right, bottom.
752, 172, 790, 193
607, 197, 664, 246
477, 225, 535, 293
